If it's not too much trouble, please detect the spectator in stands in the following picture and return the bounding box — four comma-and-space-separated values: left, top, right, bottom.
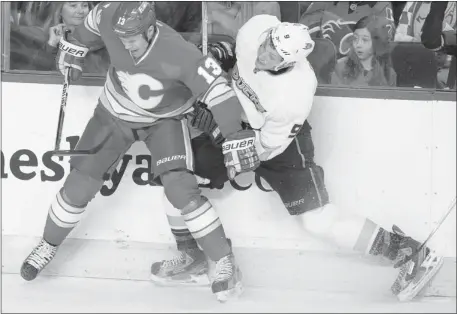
44, 2, 109, 75
45, 2, 92, 47
299, 2, 394, 59
207, 1, 281, 38
331, 15, 396, 87
9, 1, 108, 73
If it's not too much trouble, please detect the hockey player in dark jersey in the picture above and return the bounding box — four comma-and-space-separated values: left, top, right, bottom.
20, 2, 255, 301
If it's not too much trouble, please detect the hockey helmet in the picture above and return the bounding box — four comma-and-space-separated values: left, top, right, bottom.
270, 22, 315, 67
112, 2, 156, 37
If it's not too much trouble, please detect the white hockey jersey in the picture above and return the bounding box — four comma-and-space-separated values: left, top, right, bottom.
233, 15, 318, 161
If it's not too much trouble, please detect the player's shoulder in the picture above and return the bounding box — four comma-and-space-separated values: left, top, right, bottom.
94, 2, 118, 21
156, 20, 180, 37
156, 21, 198, 52
152, 21, 203, 72
82, 2, 118, 37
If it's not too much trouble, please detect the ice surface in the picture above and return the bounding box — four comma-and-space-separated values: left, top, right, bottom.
2, 274, 455, 313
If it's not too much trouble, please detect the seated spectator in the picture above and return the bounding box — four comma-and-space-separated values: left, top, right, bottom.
331, 15, 396, 87
299, 2, 394, 59
10, 1, 109, 74
43, 2, 109, 75
44, 2, 92, 47
207, 1, 281, 38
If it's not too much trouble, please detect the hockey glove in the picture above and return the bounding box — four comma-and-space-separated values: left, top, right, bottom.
190, 102, 225, 146
56, 30, 88, 81
198, 41, 236, 72
222, 130, 260, 179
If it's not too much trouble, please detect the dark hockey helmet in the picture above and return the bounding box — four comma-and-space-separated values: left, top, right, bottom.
112, 2, 156, 37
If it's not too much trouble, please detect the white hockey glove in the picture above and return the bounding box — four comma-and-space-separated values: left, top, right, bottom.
222, 130, 260, 179
56, 30, 89, 81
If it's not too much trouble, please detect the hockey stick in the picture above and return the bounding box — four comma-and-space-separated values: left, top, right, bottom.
401, 196, 456, 264
202, 1, 208, 56
50, 68, 110, 157
53, 67, 71, 153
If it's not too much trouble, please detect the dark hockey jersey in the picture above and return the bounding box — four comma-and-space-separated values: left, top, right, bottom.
73, 2, 237, 126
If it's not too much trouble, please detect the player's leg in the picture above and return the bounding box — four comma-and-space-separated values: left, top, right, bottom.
150, 133, 229, 286
257, 123, 436, 297
151, 192, 209, 286
144, 119, 241, 301
20, 104, 136, 281
149, 133, 230, 286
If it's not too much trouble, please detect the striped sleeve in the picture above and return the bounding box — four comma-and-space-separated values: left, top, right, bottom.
84, 3, 102, 36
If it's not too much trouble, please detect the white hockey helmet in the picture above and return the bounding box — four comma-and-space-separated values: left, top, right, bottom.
270, 22, 315, 68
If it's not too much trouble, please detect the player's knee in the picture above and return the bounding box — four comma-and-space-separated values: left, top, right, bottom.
300, 203, 372, 250
63, 168, 104, 207
162, 192, 187, 228
299, 203, 339, 238
161, 170, 201, 210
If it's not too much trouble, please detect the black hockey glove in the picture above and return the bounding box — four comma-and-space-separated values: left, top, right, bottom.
198, 41, 236, 72
189, 102, 225, 146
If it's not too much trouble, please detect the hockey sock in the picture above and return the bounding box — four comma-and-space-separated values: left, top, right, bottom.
43, 188, 86, 246
182, 199, 231, 261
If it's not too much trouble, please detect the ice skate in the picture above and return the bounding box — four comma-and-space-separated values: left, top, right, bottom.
20, 238, 58, 281
388, 226, 444, 301
150, 248, 209, 286
211, 253, 243, 303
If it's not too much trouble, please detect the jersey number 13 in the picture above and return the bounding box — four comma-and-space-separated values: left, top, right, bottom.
197, 57, 222, 84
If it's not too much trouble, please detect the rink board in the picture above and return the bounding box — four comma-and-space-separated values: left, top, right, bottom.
1, 82, 456, 297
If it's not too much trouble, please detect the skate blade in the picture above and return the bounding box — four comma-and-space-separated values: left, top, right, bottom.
215, 281, 244, 303
150, 273, 210, 287
397, 255, 444, 302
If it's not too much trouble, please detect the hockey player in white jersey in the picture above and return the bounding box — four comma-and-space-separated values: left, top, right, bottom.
150, 15, 444, 302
